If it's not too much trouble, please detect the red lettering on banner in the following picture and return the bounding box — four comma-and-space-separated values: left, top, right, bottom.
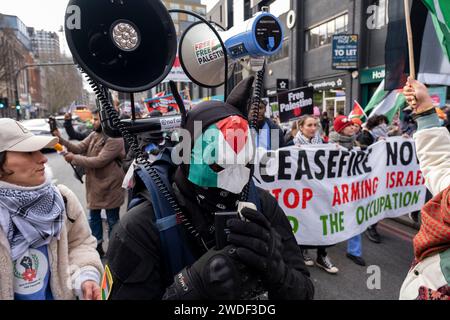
373, 177, 379, 193
364, 179, 373, 197
342, 184, 349, 204
405, 171, 414, 186
387, 171, 424, 189
388, 172, 395, 188
284, 189, 300, 209
334, 178, 380, 205
396, 171, 404, 187
271, 188, 282, 201
351, 182, 360, 201
302, 188, 313, 209
271, 188, 314, 210
332, 186, 341, 206
416, 170, 424, 185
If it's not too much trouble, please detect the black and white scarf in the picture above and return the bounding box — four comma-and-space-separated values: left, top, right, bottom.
0, 171, 65, 261
293, 132, 323, 145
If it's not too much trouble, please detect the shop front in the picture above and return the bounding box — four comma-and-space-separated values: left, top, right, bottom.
306, 76, 347, 118
360, 66, 385, 107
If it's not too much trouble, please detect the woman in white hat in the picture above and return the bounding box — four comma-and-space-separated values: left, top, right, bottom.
0, 118, 103, 300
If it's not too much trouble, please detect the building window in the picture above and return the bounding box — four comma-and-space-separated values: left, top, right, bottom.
306, 13, 348, 51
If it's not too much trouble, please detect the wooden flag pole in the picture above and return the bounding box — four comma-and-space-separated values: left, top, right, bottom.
404, 0, 416, 79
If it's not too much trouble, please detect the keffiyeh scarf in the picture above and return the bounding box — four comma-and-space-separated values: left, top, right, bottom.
293, 132, 323, 145
0, 172, 65, 261
414, 186, 450, 262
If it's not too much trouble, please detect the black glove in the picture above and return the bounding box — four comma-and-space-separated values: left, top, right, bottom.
165, 245, 247, 300
227, 207, 287, 291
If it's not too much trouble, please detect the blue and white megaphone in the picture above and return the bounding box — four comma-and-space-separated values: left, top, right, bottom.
179, 11, 284, 88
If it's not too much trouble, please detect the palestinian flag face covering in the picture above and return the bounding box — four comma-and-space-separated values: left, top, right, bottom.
188, 115, 254, 194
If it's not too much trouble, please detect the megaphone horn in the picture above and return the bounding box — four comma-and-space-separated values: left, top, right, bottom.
179, 12, 284, 88
65, 0, 177, 93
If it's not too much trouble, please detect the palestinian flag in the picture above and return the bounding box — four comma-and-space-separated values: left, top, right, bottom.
101, 265, 113, 300
349, 101, 367, 120
418, 2, 450, 85
422, 0, 450, 60
364, 80, 406, 123
385, 0, 450, 88
188, 116, 254, 194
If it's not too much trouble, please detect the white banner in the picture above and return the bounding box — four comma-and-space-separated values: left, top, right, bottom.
253, 137, 427, 245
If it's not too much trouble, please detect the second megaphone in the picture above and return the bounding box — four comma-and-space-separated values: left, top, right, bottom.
179, 11, 284, 87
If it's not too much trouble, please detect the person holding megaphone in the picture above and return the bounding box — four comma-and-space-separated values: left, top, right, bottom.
105, 78, 314, 300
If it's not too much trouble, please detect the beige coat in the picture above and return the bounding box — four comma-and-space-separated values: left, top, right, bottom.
399, 127, 450, 299
60, 132, 125, 210
0, 185, 104, 300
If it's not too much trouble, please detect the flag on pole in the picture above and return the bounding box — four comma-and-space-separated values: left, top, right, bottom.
418, 13, 450, 85
349, 101, 367, 120
385, 0, 428, 90
422, 0, 450, 60
364, 80, 406, 123
385, 0, 450, 88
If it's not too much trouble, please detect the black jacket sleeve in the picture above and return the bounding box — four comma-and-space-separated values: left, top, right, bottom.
64, 119, 89, 141
106, 199, 168, 300
257, 188, 315, 300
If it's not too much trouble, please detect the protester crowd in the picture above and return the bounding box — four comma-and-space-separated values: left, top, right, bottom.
0, 78, 448, 300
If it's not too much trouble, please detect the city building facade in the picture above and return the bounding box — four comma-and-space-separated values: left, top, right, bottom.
205, 0, 448, 119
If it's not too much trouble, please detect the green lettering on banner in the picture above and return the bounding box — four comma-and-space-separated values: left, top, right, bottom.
320, 215, 328, 236
385, 194, 392, 210
411, 191, 420, 205
356, 206, 365, 225
392, 193, 399, 210
329, 212, 339, 234
403, 192, 412, 207
320, 212, 345, 236
379, 196, 386, 212
288, 216, 299, 234
339, 211, 345, 232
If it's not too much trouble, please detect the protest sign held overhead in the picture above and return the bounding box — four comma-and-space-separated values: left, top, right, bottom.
277, 86, 314, 123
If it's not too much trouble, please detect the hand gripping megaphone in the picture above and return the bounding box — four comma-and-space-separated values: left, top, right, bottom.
179, 11, 284, 88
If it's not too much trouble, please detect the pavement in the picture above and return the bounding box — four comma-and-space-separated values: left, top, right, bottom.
46, 150, 419, 300
307, 218, 417, 300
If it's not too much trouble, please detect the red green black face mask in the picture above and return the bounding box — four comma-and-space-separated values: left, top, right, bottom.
188, 115, 254, 194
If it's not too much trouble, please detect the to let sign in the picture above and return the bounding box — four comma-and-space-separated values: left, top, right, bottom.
332, 34, 358, 70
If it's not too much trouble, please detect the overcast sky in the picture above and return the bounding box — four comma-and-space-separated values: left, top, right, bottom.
0, 0, 218, 52
0, 0, 218, 32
